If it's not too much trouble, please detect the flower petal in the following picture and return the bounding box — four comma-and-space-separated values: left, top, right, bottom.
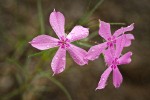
67, 26, 89, 42
118, 52, 132, 65
124, 34, 134, 47
103, 48, 114, 66
49, 9, 65, 39
96, 67, 112, 90
113, 67, 123, 88
85, 42, 107, 61
99, 20, 112, 40
51, 47, 66, 75
115, 35, 126, 58
113, 23, 134, 37
67, 44, 88, 65
29, 35, 59, 50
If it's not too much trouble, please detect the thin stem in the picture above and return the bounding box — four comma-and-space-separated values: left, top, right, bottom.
110, 22, 126, 25
28, 50, 47, 58
79, 0, 105, 24
40, 72, 72, 100
75, 41, 93, 48
37, 0, 45, 34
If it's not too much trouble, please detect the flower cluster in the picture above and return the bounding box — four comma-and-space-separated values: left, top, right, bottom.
86, 21, 134, 90
29, 10, 134, 90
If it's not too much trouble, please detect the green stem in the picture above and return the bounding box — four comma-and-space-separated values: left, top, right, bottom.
37, 0, 45, 34
40, 72, 72, 100
110, 22, 126, 25
28, 50, 47, 58
74, 41, 92, 48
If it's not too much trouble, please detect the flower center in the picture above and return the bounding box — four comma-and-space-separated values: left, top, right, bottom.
111, 58, 119, 69
107, 36, 116, 47
58, 37, 70, 48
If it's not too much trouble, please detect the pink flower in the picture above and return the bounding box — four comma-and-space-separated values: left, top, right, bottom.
85, 20, 134, 61
29, 9, 89, 75
96, 36, 132, 90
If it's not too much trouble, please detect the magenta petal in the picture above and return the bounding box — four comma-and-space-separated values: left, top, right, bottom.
51, 47, 66, 75
67, 26, 89, 42
49, 10, 65, 39
118, 52, 132, 65
86, 42, 107, 61
115, 35, 126, 58
103, 48, 114, 66
99, 20, 112, 40
113, 67, 123, 88
29, 35, 59, 50
67, 44, 88, 65
124, 34, 134, 47
126, 33, 134, 40
113, 23, 134, 37
96, 67, 112, 90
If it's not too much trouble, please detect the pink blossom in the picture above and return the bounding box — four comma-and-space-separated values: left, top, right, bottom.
96, 36, 132, 90
85, 20, 134, 61
29, 9, 89, 75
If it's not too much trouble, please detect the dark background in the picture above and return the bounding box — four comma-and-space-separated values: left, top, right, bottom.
0, 0, 150, 100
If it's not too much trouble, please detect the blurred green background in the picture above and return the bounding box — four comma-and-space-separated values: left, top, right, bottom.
0, 0, 150, 100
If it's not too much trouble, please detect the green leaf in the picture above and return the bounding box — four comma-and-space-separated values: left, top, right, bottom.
28, 50, 47, 58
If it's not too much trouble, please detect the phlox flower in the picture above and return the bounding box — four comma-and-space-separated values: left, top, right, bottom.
29, 9, 89, 75
86, 20, 134, 61
96, 36, 132, 90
